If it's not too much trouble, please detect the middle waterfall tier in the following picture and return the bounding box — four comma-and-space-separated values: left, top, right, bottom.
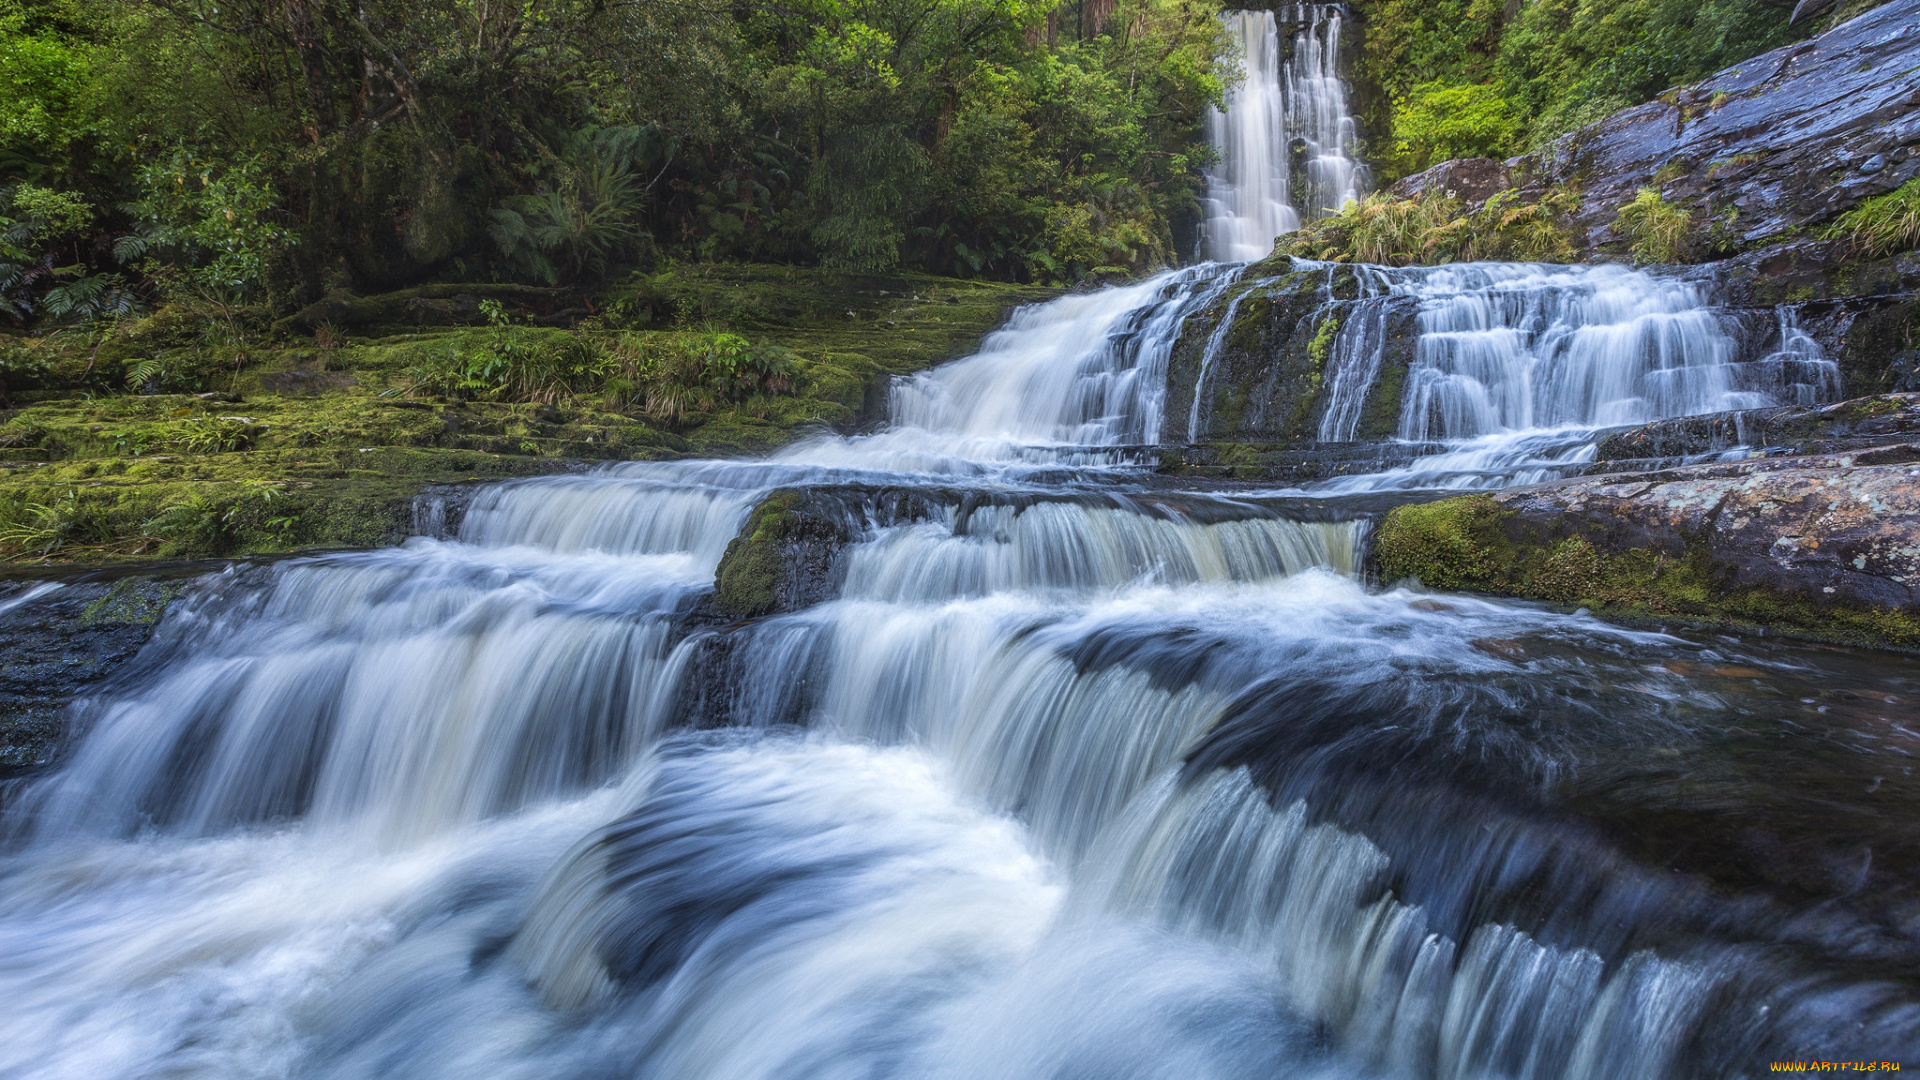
1164, 260, 1842, 487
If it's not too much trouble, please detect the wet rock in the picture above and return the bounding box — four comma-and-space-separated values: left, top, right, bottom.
1389, 157, 1510, 205
1158, 439, 1448, 483
1162, 264, 1420, 444
712, 492, 849, 619
0, 576, 179, 774
1374, 448, 1920, 649
1593, 393, 1920, 465
707, 486, 954, 619
1513, 0, 1920, 255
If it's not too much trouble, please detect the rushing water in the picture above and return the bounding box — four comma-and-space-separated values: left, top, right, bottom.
2, 258, 1914, 1078
1202, 6, 1364, 262
1279, 261, 1843, 492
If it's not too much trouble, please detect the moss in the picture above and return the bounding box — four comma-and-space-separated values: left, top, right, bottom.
712, 490, 844, 618
0, 265, 1050, 563
1375, 494, 1920, 650
78, 578, 180, 626
1374, 495, 1514, 590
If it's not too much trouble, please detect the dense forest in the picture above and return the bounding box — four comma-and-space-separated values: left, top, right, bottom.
0, 0, 1878, 322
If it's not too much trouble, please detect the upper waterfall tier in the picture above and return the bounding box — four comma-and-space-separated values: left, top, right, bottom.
1202, 6, 1364, 263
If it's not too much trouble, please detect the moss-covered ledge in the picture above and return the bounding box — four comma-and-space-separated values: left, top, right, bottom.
1373, 450, 1920, 651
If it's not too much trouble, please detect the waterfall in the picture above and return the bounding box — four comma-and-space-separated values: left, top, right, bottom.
0, 115, 1907, 1078
1202, 6, 1364, 263
1267, 261, 1845, 490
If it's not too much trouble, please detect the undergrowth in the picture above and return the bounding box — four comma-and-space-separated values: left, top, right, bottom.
1278, 189, 1578, 266
1826, 178, 1920, 259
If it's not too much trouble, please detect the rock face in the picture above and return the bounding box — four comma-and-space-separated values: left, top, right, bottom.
1390, 157, 1511, 204
1374, 445, 1920, 649
1516, 0, 1920, 252
1162, 263, 1418, 445
1594, 393, 1920, 464
0, 576, 179, 775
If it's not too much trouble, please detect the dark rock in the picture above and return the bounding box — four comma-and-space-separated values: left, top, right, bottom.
1593, 393, 1920, 464
1162, 262, 1421, 444
0, 576, 180, 775
1389, 157, 1511, 205
1515, 0, 1920, 256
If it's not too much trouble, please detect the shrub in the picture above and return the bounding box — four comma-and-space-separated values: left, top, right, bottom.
124, 147, 295, 301
1826, 178, 1920, 259
609, 331, 798, 420
1390, 82, 1523, 176
1612, 187, 1692, 264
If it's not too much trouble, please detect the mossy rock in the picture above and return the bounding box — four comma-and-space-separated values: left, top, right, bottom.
1375, 484, 1920, 651
711, 490, 849, 618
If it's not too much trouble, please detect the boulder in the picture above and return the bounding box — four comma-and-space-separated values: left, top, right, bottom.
1162, 263, 1420, 445
1389, 157, 1511, 205
0, 575, 179, 775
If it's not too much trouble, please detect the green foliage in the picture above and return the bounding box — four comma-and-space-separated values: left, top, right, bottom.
1825, 178, 1920, 259
608, 331, 799, 420
0, 0, 91, 158
1279, 188, 1578, 266
10, 184, 88, 235
1387, 82, 1522, 176
488, 127, 666, 285
1613, 186, 1692, 263
1352, 0, 1813, 184
127, 147, 294, 300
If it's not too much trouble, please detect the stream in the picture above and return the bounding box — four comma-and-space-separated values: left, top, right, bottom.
1, 6, 1916, 1077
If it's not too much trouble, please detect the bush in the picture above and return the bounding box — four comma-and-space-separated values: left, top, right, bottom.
1612, 187, 1692, 264
608, 331, 798, 420
1826, 178, 1920, 259
1390, 82, 1522, 176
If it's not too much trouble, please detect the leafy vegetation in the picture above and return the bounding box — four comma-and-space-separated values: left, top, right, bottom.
1275, 189, 1578, 266
0, 263, 1052, 562
1826, 178, 1920, 259
1613, 187, 1693, 264
1351, 0, 1829, 184
0, 0, 1231, 319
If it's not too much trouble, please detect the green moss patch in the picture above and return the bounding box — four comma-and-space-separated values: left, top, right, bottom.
711, 491, 847, 618
1375, 495, 1920, 650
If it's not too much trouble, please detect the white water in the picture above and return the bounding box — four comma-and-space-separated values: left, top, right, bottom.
1202, 6, 1363, 262
0, 69, 1904, 1080
1283, 261, 1843, 491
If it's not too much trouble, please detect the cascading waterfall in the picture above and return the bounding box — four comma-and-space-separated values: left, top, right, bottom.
0, 35, 1908, 1080
1202, 6, 1364, 262
1273, 261, 1844, 490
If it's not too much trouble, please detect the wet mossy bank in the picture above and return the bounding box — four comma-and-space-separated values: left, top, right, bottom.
0, 265, 1054, 565
1372, 448, 1920, 651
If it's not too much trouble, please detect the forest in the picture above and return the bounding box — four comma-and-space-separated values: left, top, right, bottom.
0, 0, 1860, 318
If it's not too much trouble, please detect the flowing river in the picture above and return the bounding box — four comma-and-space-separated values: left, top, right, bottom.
1, 260, 1916, 1079
3, 5, 1917, 1075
